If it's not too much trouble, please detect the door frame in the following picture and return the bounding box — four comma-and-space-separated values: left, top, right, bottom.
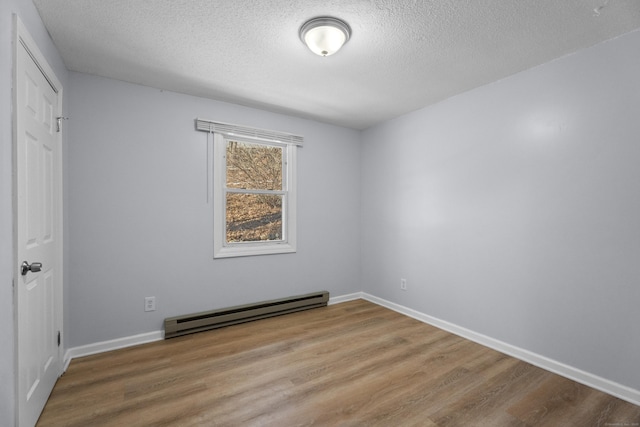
13, 15, 64, 426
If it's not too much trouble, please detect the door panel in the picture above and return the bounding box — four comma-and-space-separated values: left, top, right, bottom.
16, 25, 63, 427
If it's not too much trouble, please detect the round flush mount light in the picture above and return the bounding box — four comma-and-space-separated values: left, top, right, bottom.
299, 17, 351, 57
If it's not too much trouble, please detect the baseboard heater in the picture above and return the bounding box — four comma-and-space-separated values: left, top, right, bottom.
164, 291, 329, 339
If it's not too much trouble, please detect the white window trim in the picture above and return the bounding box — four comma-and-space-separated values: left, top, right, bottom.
212, 133, 297, 258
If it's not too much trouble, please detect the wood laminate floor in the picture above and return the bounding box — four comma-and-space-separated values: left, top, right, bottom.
37, 300, 640, 426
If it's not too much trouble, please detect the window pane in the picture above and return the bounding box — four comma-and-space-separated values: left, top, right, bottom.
226, 141, 282, 190
226, 193, 283, 242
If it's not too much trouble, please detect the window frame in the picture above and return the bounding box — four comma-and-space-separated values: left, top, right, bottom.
213, 133, 297, 258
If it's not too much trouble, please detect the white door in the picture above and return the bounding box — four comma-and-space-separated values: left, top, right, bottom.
15, 18, 64, 427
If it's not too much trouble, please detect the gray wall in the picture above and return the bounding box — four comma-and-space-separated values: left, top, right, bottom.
66, 72, 362, 347
361, 29, 640, 391
0, 2, 68, 425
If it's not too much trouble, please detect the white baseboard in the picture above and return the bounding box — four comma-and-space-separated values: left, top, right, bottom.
361, 293, 640, 407
329, 291, 363, 305
61, 292, 640, 407
63, 330, 163, 371
61, 292, 362, 370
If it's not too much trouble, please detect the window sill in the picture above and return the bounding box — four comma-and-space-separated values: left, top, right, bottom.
213, 242, 296, 258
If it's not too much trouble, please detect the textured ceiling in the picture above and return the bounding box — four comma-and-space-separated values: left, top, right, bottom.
33, 0, 640, 130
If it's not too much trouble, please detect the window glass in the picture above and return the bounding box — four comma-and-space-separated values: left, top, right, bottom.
226, 193, 283, 242
226, 141, 282, 190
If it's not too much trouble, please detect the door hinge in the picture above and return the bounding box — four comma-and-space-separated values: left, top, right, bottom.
56, 116, 68, 133
57, 331, 61, 347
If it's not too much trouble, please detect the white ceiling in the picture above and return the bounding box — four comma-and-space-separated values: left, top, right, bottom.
33, 0, 640, 130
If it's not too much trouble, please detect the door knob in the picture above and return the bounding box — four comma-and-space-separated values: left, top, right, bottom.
21, 261, 42, 276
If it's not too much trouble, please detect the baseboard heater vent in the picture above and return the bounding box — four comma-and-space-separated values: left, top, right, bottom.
164, 291, 329, 339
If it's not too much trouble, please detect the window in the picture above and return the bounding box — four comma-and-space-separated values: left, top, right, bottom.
201, 120, 300, 258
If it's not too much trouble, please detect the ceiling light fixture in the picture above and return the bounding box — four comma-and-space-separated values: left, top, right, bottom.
299, 17, 351, 57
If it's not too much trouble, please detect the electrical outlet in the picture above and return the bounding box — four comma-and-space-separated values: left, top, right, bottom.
144, 296, 156, 312
400, 278, 407, 291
